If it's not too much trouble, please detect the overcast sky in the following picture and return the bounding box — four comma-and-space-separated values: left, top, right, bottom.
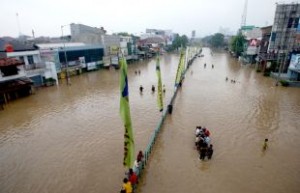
0, 0, 299, 38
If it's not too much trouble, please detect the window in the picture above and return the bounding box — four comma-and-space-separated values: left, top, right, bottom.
19, 56, 24, 62
27, 55, 34, 64
287, 18, 293, 28
294, 18, 299, 28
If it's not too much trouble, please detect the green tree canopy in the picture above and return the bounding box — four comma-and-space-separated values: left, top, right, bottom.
116, 32, 130, 36
210, 33, 224, 47
230, 33, 246, 56
172, 34, 189, 50
181, 35, 189, 48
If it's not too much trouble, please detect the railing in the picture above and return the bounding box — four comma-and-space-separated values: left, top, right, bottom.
0, 71, 26, 82
24, 63, 46, 70
258, 52, 287, 61
122, 49, 200, 192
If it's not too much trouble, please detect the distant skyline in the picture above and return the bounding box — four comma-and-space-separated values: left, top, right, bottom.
0, 0, 299, 38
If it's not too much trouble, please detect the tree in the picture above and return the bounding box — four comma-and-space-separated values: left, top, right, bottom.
117, 32, 130, 36
172, 34, 181, 50
181, 35, 189, 48
210, 33, 224, 48
201, 35, 213, 47
230, 33, 246, 56
171, 34, 189, 50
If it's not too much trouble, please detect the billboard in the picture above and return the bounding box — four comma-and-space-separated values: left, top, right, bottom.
110, 46, 119, 55
246, 46, 258, 55
289, 54, 300, 70
249, 39, 258, 46
87, 62, 96, 71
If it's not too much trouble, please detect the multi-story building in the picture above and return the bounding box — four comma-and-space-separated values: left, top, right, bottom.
257, 26, 273, 71
268, 3, 300, 73
70, 23, 119, 56
0, 40, 58, 87
70, 23, 106, 36
191, 30, 196, 39
0, 58, 33, 106
243, 27, 262, 64
143, 29, 174, 46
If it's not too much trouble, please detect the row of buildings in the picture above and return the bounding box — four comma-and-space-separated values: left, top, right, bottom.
233, 3, 300, 83
0, 25, 177, 106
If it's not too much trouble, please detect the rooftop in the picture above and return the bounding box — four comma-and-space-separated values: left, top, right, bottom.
0, 38, 36, 52
35, 42, 86, 49
0, 58, 24, 67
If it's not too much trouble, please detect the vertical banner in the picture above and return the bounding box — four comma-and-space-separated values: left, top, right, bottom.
185, 47, 189, 69
119, 57, 135, 168
175, 49, 185, 87
156, 55, 164, 112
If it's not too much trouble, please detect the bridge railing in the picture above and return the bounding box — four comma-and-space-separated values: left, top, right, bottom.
121, 50, 201, 192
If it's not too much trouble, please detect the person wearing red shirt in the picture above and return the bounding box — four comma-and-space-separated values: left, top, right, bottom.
129, 168, 138, 191
203, 128, 210, 137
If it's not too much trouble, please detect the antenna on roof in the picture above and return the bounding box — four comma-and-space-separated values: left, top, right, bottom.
16, 12, 22, 37
32, 29, 35, 39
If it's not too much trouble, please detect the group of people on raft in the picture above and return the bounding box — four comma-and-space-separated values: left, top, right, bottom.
195, 126, 214, 161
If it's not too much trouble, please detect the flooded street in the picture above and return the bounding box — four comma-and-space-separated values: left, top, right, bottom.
1, 48, 300, 193
140, 48, 300, 193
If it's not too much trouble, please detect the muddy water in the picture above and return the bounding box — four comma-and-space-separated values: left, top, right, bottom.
0, 48, 299, 193
0, 54, 178, 193
139, 48, 300, 193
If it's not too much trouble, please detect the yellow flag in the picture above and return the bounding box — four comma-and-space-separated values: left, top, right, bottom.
119, 57, 135, 168
156, 55, 163, 112
175, 49, 185, 87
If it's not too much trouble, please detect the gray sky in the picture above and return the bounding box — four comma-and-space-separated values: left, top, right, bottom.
0, 0, 299, 38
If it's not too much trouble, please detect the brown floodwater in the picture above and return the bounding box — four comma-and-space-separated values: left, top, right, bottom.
0, 48, 299, 193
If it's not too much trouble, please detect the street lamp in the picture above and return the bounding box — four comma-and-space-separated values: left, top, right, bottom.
61, 24, 71, 85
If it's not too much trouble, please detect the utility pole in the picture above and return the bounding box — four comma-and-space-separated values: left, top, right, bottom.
16, 13, 22, 37
32, 29, 35, 39
61, 25, 71, 85
241, 0, 248, 27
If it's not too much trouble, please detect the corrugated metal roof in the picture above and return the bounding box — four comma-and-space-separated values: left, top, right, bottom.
57, 44, 104, 52
0, 38, 36, 52
35, 42, 86, 49
0, 58, 24, 67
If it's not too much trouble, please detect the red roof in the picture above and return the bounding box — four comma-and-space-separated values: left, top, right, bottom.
0, 58, 24, 67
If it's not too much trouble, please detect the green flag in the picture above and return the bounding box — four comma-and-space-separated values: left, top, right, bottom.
156, 55, 164, 112
119, 57, 135, 168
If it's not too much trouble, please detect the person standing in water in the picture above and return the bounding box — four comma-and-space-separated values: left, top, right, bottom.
151, 85, 155, 92
199, 144, 207, 161
207, 144, 214, 160
139, 85, 144, 93
263, 138, 268, 151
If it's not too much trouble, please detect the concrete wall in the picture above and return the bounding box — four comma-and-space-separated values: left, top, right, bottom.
6, 50, 41, 66
70, 23, 106, 37
71, 32, 120, 56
